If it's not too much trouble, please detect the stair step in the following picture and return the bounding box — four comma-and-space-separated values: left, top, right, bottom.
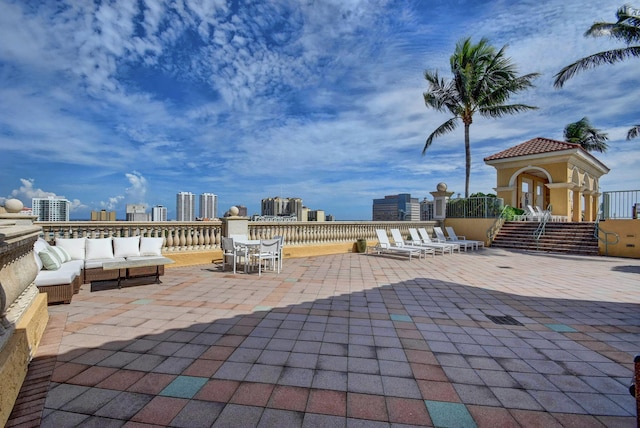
492, 221, 599, 256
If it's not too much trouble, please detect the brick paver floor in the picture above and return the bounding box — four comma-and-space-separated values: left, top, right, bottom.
8, 248, 640, 427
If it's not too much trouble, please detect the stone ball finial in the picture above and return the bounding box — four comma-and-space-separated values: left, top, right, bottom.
436, 182, 447, 192
229, 206, 240, 216
5, 198, 24, 213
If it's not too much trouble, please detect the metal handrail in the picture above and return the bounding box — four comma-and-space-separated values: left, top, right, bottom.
594, 215, 619, 256
533, 209, 551, 250
486, 205, 510, 243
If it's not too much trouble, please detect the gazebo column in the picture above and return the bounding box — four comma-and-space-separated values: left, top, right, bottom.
583, 191, 595, 222
571, 186, 585, 222
545, 183, 572, 220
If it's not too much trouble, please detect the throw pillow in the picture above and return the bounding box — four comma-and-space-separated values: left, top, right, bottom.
113, 236, 141, 258
139, 237, 164, 256
55, 238, 86, 260
50, 246, 71, 263
39, 250, 62, 270
85, 238, 115, 260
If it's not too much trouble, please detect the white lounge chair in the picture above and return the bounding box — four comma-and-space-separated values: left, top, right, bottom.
369, 229, 422, 260
408, 228, 451, 255
390, 229, 435, 258
445, 226, 485, 250
433, 227, 474, 251
418, 228, 461, 253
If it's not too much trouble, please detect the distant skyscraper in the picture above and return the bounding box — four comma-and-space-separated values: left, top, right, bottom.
199, 193, 218, 219
372, 194, 420, 221
126, 204, 150, 221
152, 205, 167, 222
261, 197, 303, 219
176, 192, 195, 221
32, 197, 70, 221
91, 210, 116, 221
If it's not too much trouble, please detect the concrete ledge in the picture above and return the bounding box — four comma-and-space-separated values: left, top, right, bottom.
0, 293, 49, 426
163, 241, 374, 268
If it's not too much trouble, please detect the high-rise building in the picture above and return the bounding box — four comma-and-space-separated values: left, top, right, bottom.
32, 197, 70, 221
91, 210, 116, 221
372, 194, 420, 221
126, 204, 150, 221
261, 197, 303, 219
152, 205, 167, 222
199, 193, 218, 219
235, 205, 248, 217
176, 192, 195, 221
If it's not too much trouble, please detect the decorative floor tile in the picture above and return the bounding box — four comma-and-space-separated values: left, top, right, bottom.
545, 324, 578, 333
424, 400, 476, 428
159, 375, 208, 399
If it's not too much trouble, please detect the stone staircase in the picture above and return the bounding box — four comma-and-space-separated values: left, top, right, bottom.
491, 221, 599, 256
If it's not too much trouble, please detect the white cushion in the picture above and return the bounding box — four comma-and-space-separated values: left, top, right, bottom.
85, 238, 114, 260
113, 236, 140, 258
35, 265, 78, 287
34, 238, 50, 254
139, 237, 163, 256
56, 238, 86, 260
33, 251, 43, 271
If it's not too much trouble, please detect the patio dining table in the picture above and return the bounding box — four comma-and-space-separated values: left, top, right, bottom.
233, 239, 261, 273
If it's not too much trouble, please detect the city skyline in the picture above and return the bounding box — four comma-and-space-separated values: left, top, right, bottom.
1, 1, 638, 220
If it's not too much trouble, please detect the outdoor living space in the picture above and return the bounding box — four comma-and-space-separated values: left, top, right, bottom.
8, 248, 640, 427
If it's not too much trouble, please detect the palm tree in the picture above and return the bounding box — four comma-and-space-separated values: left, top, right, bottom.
423, 37, 539, 197
564, 117, 609, 152
554, 5, 640, 140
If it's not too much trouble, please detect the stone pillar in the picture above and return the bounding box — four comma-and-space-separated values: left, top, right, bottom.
546, 183, 572, 219
0, 199, 49, 426
222, 206, 249, 238
583, 191, 595, 222
429, 183, 455, 220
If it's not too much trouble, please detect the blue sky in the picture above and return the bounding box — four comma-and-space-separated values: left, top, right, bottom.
1, 0, 637, 220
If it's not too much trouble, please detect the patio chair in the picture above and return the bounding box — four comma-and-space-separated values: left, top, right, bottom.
433, 227, 474, 251
408, 228, 451, 255
370, 229, 422, 260
249, 239, 280, 276
273, 235, 284, 271
221, 237, 246, 273
390, 229, 435, 258
527, 205, 543, 222
418, 227, 461, 253
444, 226, 484, 250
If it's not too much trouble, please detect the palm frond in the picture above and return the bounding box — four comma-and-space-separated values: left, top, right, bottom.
553, 46, 640, 88
423, 117, 459, 155
627, 124, 640, 140
479, 103, 538, 119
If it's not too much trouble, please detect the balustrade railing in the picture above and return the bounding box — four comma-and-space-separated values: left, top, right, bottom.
36, 221, 223, 253
35, 220, 439, 253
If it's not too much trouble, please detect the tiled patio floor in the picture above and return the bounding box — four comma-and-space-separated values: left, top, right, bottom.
8, 248, 640, 427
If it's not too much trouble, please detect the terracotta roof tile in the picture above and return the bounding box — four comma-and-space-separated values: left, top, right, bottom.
484, 137, 581, 161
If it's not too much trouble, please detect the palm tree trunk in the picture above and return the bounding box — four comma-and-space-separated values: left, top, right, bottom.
464, 122, 471, 198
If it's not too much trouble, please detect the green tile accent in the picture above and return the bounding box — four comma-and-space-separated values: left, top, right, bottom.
160, 376, 208, 399
545, 323, 577, 333
284, 278, 298, 282
254, 305, 273, 312
424, 400, 476, 428
132, 299, 153, 305
390, 314, 413, 322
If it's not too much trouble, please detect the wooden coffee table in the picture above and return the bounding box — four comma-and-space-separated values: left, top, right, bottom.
101, 257, 174, 288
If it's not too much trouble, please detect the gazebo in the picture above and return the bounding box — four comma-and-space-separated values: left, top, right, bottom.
484, 137, 609, 222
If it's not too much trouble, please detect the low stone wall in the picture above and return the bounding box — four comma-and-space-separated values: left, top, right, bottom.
597, 219, 640, 258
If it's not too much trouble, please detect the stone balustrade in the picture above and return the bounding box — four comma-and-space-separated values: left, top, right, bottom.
36, 220, 438, 252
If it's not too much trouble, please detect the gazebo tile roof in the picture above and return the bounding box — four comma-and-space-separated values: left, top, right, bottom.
484, 137, 581, 161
